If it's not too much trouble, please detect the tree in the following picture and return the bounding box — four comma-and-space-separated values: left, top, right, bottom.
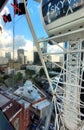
52, 67, 61, 72
25, 69, 35, 79
39, 68, 45, 77
14, 72, 23, 83
0, 75, 8, 87
0, 75, 4, 86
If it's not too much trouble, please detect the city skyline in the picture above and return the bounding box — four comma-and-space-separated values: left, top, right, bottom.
0, 0, 42, 61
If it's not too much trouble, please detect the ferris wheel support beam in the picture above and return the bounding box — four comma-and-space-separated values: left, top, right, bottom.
23, 0, 53, 90
37, 28, 84, 43
43, 49, 84, 55
47, 56, 84, 82
64, 40, 82, 130
23, 1, 84, 130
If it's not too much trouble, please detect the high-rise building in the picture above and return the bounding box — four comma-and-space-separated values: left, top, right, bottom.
5, 52, 11, 60
33, 43, 46, 65
42, 42, 47, 53
17, 49, 24, 64
33, 52, 41, 65
24, 56, 27, 64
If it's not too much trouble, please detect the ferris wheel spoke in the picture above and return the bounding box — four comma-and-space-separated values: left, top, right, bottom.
23, 0, 84, 129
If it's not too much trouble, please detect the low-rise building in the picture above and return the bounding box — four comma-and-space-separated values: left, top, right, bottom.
0, 57, 8, 65
0, 80, 50, 130
8, 60, 21, 70
14, 80, 50, 127
0, 93, 23, 130
31, 99, 50, 119
5, 67, 15, 75
26, 65, 42, 73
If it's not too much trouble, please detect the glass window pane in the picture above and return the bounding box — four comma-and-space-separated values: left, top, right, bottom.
42, 0, 84, 25
0, 110, 15, 130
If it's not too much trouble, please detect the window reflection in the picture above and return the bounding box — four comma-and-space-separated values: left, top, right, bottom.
0, 110, 14, 130
42, 0, 84, 24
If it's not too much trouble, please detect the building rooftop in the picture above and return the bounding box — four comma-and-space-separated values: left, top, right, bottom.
32, 99, 50, 110
17, 99, 30, 109
0, 94, 22, 121
3, 101, 22, 121
14, 80, 45, 103
0, 94, 10, 107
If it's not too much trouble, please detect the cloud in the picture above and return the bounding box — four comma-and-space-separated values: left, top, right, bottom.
18, 40, 33, 61
0, 31, 12, 46
1, 6, 10, 15
14, 35, 27, 49
20, 40, 33, 50
47, 43, 64, 53
0, 21, 33, 61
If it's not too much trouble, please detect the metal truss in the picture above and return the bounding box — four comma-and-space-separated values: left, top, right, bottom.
23, 0, 84, 130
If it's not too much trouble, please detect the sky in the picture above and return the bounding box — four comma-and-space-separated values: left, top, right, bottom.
0, 0, 48, 61
0, 0, 63, 61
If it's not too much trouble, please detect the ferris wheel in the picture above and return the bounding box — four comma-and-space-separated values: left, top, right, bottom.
0, 0, 84, 130
24, 0, 84, 130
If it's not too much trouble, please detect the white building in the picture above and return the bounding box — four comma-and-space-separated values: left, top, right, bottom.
5, 52, 11, 60
14, 80, 46, 102
14, 80, 50, 119
0, 57, 8, 65
5, 67, 15, 75
26, 65, 42, 73
17, 49, 24, 64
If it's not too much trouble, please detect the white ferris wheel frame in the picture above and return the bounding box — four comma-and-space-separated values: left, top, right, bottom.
23, 0, 84, 130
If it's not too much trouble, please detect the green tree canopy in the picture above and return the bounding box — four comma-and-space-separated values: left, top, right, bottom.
14, 72, 23, 83
25, 69, 35, 79
39, 68, 45, 77
0, 76, 4, 85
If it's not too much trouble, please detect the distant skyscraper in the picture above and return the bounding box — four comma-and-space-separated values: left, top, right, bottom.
24, 56, 27, 64
33, 52, 41, 65
33, 42, 47, 65
33, 45, 41, 65
17, 49, 24, 64
5, 52, 11, 60
43, 42, 47, 53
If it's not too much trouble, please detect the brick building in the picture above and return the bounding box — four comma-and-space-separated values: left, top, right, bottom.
0, 80, 50, 130
0, 93, 23, 130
